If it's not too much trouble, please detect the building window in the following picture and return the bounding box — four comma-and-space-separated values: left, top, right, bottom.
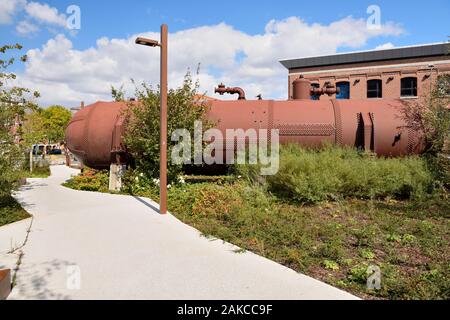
401, 77, 417, 97
367, 79, 382, 98
311, 83, 320, 100
336, 81, 350, 99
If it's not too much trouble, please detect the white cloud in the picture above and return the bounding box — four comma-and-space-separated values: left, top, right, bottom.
14, 16, 404, 107
16, 20, 39, 35
375, 42, 395, 50
1, 0, 67, 33
24, 1, 66, 27
0, 0, 26, 24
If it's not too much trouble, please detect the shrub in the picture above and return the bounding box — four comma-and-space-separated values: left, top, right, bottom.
238, 144, 434, 204
123, 72, 211, 184
121, 168, 159, 195
0, 142, 24, 198
63, 168, 109, 192
1, 44, 40, 198
400, 76, 450, 189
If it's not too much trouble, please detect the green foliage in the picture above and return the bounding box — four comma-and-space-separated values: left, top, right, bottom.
0, 139, 23, 198
63, 168, 109, 192
26, 163, 51, 178
121, 169, 160, 195
238, 144, 434, 204
22, 105, 71, 144
1, 43, 39, 198
111, 84, 125, 102
322, 260, 340, 271
165, 181, 449, 299
123, 72, 211, 183
360, 249, 376, 260
0, 195, 31, 227
346, 263, 370, 284
400, 76, 450, 189
41, 105, 71, 143
21, 109, 46, 145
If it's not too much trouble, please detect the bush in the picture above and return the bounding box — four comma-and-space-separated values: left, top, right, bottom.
63, 168, 109, 192
400, 76, 450, 189
121, 168, 159, 195
238, 144, 434, 204
0, 142, 24, 198
1, 43, 39, 198
123, 72, 211, 184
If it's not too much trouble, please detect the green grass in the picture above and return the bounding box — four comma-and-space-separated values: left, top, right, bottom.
25, 165, 51, 178
0, 195, 31, 227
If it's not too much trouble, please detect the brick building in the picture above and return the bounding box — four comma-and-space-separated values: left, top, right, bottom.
280, 42, 450, 101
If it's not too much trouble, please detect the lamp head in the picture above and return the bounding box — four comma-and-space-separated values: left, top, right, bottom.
135, 37, 160, 47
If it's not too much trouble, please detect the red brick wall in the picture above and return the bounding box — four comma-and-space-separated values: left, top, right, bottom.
287, 59, 450, 100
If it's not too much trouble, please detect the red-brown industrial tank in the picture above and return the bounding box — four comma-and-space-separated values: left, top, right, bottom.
66, 96, 423, 169
207, 98, 421, 156
65, 101, 128, 169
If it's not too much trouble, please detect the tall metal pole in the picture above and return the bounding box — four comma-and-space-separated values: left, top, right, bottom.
159, 24, 168, 214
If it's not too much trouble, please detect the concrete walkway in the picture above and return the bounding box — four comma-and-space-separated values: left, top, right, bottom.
3, 165, 358, 299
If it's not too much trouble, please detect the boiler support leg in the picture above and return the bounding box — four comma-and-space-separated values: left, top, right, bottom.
109, 163, 126, 192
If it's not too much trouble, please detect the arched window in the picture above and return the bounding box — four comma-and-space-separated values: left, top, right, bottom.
311, 83, 320, 100
367, 79, 382, 98
401, 77, 417, 97
336, 81, 350, 99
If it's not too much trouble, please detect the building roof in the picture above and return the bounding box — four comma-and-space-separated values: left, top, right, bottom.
279, 42, 450, 70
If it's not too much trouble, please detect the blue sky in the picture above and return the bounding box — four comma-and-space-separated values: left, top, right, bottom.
1, 0, 448, 106
3, 0, 448, 52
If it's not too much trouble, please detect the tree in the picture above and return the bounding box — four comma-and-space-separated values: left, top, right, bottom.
0, 44, 39, 198
401, 74, 450, 189
123, 73, 211, 183
41, 105, 72, 143
111, 85, 125, 102
22, 105, 72, 145
22, 107, 46, 145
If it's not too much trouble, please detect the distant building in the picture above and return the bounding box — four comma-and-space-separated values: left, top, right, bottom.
280, 42, 450, 100
70, 101, 84, 115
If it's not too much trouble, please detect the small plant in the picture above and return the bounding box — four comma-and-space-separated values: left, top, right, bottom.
402, 234, 416, 244
386, 233, 402, 243
322, 260, 340, 271
360, 249, 376, 260
347, 263, 369, 284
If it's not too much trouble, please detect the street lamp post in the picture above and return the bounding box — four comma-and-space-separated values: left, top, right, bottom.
135, 24, 168, 214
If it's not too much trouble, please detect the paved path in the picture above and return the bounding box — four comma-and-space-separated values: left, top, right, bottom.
4, 165, 357, 299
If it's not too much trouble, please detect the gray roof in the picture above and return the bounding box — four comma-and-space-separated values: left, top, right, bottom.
280, 42, 450, 70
